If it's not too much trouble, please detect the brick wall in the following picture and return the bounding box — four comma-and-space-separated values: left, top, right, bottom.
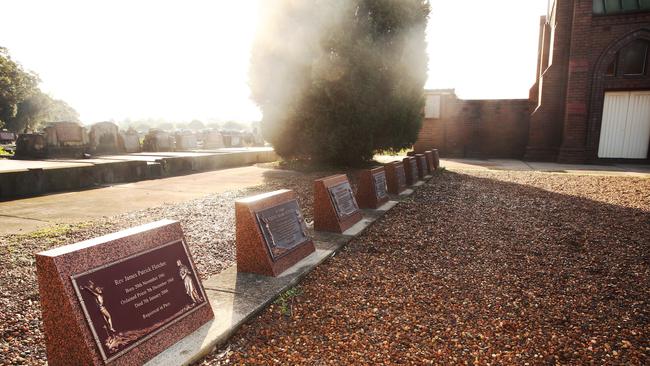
415, 93, 530, 158
527, 0, 650, 163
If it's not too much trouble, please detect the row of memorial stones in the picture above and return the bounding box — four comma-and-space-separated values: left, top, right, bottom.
35, 149, 440, 365
15, 121, 264, 159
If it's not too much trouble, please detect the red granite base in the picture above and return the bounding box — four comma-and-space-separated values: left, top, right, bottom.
385, 161, 407, 195
402, 156, 418, 186
235, 189, 315, 277
415, 154, 427, 179
424, 151, 435, 174
314, 174, 363, 233
432, 149, 440, 169
35, 220, 213, 366
355, 167, 389, 209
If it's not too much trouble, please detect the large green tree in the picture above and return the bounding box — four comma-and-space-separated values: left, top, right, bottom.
6, 92, 80, 132
0, 47, 39, 129
250, 0, 430, 166
0, 47, 79, 132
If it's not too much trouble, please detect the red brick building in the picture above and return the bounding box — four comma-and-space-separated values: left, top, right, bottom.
414, 90, 529, 158
528, 0, 650, 162
416, 1, 650, 163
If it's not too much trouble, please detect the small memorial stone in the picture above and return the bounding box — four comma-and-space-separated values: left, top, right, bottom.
314, 174, 363, 233
356, 167, 390, 209
385, 161, 407, 194
415, 154, 427, 179
403, 156, 419, 185
431, 148, 440, 169
36, 220, 213, 366
236, 189, 315, 276
424, 150, 435, 173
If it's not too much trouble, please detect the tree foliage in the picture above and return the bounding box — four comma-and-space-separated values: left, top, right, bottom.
0, 47, 39, 129
250, 0, 430, 166
0, 47, 79, 132
6, 92, 80, 132
188, 119, 205, 130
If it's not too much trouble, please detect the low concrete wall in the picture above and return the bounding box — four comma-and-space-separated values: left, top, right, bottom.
160, 150, 277, 176
0, 150, 278, 200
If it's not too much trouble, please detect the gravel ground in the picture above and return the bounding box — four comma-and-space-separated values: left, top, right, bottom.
0, 166, 358, 365
198, 169, 650, 365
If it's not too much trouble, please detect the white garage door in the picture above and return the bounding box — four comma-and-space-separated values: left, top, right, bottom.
598, 91, 650, 159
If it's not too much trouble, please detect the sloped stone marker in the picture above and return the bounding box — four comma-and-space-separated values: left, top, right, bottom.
140, 168, 433, 365
144, 193, 412, 365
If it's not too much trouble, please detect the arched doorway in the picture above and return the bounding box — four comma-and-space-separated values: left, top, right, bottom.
589, 31, 650, 160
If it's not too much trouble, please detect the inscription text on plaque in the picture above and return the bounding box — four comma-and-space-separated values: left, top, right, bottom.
71, 239, 207, 363
372, 171, 388, 199
328, 182, 359, 219
255, 199, 310, 261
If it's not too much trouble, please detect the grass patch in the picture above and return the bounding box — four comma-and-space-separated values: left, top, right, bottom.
0, 146, 14, 157
26, 222, 94, 240
274, 286, 302, 317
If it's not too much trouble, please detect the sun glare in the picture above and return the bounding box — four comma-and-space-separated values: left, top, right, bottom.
0, 0, 547, 122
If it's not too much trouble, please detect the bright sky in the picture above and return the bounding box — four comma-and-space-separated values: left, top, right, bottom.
0, 0, 548, 123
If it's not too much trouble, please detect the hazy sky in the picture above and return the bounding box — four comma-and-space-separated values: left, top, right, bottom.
0, 0, 548, 123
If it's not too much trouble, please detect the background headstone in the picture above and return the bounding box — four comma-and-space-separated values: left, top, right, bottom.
202, 130, 224, 149
175, 132, 198, 151
36, 220, 213, 365
89, 122, 121, 154
120, 131, 141, 153
356, 167, 389, 209
314, 174, 363, 233
143, 130, 173, 152
236, 189, 315, 276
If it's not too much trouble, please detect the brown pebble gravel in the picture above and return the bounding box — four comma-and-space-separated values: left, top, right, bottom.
0, 166, 354, 366
198, 169, 650, 365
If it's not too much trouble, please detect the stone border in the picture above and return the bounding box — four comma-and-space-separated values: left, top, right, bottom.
144, 172, 438, 365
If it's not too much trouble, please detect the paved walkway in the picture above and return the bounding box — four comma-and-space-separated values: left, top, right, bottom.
374, 154, 650, 177
0, 165, 272, 236
441, 158, 650, 177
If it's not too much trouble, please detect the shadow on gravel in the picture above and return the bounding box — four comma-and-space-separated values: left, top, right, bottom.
208, 169, 649, 365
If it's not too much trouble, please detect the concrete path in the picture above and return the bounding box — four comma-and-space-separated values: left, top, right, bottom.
374, 154, 650, 177
440, 158, 650, 177
0, 165, 272, 236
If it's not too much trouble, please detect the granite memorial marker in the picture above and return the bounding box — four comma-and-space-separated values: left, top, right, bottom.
356, 167, 389, 209
431, 148, 440, 169
402, 156, 419, 186
36, 220, 213, 365
236, 189, 315, 277
314, 174, 363, 233
415, 154, 427, 179
385, 161, 407, 195
424, 150, 435, 174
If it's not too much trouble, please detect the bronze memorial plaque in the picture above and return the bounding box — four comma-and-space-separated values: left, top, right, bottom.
71, 239, 207, 363
372, 171, 388, 200
328, 181, 359, 219
410, 159, 418, 182
255, 199, 310, 261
